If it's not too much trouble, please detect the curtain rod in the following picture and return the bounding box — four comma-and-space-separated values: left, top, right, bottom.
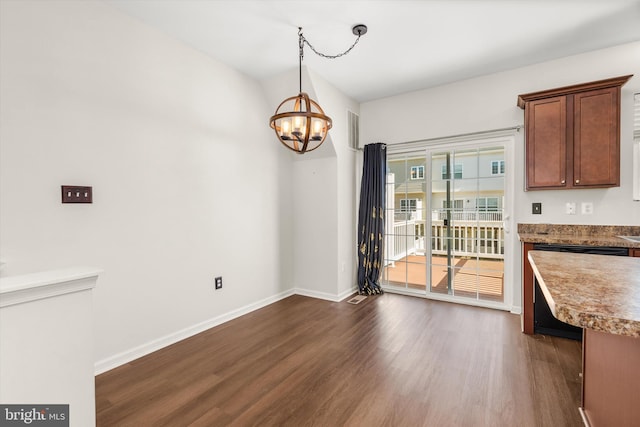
357, 125, 523, 151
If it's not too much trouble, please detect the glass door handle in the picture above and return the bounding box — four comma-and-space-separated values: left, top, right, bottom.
503, 214, 510, 234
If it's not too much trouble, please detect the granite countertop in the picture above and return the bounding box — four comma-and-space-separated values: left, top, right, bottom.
518, 224, 640, 248
528, 250, 640, 337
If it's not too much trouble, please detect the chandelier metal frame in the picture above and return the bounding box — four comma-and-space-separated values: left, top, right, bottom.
269, 25, 367, 154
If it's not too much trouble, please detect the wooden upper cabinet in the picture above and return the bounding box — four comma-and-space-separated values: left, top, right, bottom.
518, 75, 632, 191
573, 88, 619, 187
526, 96, 567, 189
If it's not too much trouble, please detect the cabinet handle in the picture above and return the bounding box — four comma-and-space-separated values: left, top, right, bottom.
575, 179, 580, 184
561, 180, 566, 184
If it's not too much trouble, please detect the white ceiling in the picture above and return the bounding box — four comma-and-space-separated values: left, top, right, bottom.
105, 0, 640, 102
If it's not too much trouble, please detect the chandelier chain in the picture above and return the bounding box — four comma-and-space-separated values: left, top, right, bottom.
270, 25, 365, 153
299, 29, 362, 60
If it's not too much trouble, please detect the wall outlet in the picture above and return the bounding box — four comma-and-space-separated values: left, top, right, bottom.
565, 202, 576, 215
581, 202, 594, 215
214, 276, 222, 289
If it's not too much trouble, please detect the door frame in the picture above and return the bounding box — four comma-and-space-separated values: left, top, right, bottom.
383, 131, 516, 312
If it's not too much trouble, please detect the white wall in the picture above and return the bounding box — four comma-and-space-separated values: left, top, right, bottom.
291, 157, 339, 297
0, 0, 293, 369
261, 67, 360, 300
361, 41, 640, 312
307, 69, 360, 298
261, 68, 339, 300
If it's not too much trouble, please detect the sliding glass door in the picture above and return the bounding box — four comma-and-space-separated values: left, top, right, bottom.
383, 142, 506, 307
383, 154, 428, 291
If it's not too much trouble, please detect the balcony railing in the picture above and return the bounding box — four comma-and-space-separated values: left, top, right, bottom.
387, 209, 505, 262
432, 209, 503, 222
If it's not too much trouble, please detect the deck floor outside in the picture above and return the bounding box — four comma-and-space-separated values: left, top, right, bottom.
383, 255, 504, 303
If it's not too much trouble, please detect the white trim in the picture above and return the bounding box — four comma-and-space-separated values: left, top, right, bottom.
633, 93, 640, 139
386, 127, 521, 154
634, 141, 640, 201
382, 285, 512, 312
491, 159, 505, 175
294, 286, 357, 302
502, 133, 516, 314
0, 267, 101, 308
94, 288, 295, 375
410, 165, 425, 179
337, 286, 359, 301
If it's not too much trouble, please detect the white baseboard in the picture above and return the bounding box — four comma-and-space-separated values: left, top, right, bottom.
94, 288, 295, 375
294, 286, 358, 302
337, 286, 358, 301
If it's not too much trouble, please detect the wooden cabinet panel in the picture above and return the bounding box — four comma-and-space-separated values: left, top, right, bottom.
574, 88, 620, 187
582, 329, 640, 427
521, 242, 535, 334
518, 75, 631, 191
526, 97, 566, 189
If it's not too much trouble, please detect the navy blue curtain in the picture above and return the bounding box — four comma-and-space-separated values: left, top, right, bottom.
357, 142, 386, 295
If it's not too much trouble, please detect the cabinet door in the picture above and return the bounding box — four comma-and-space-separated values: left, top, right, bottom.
573, 87, 620, 187
526, 96, 567, 189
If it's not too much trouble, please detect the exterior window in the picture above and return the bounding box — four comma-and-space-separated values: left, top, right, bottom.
410, 166, 425, 180
491, 160, 505, 175
400, 199, 418, 212
441, 163, 463, 179
477, 197, 499, 211
442, 200, 464, 209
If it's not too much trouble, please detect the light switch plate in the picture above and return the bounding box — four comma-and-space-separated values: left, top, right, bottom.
532, 202, 542, 214
61, 186, 92, 203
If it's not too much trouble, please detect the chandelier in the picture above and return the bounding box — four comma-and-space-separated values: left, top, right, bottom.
269, 25, 367, 154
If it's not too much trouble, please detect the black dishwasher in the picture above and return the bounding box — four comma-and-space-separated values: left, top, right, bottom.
532, 243, 628, 341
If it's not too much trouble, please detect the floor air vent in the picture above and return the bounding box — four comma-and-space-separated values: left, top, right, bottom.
346, 295, 367, 305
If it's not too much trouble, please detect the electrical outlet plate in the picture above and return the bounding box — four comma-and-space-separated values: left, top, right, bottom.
214, 276, 222, 289
566, 202, 576, 215
581, 202, 594, 215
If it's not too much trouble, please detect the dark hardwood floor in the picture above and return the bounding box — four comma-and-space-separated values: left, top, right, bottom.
96, 293, 583, 426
